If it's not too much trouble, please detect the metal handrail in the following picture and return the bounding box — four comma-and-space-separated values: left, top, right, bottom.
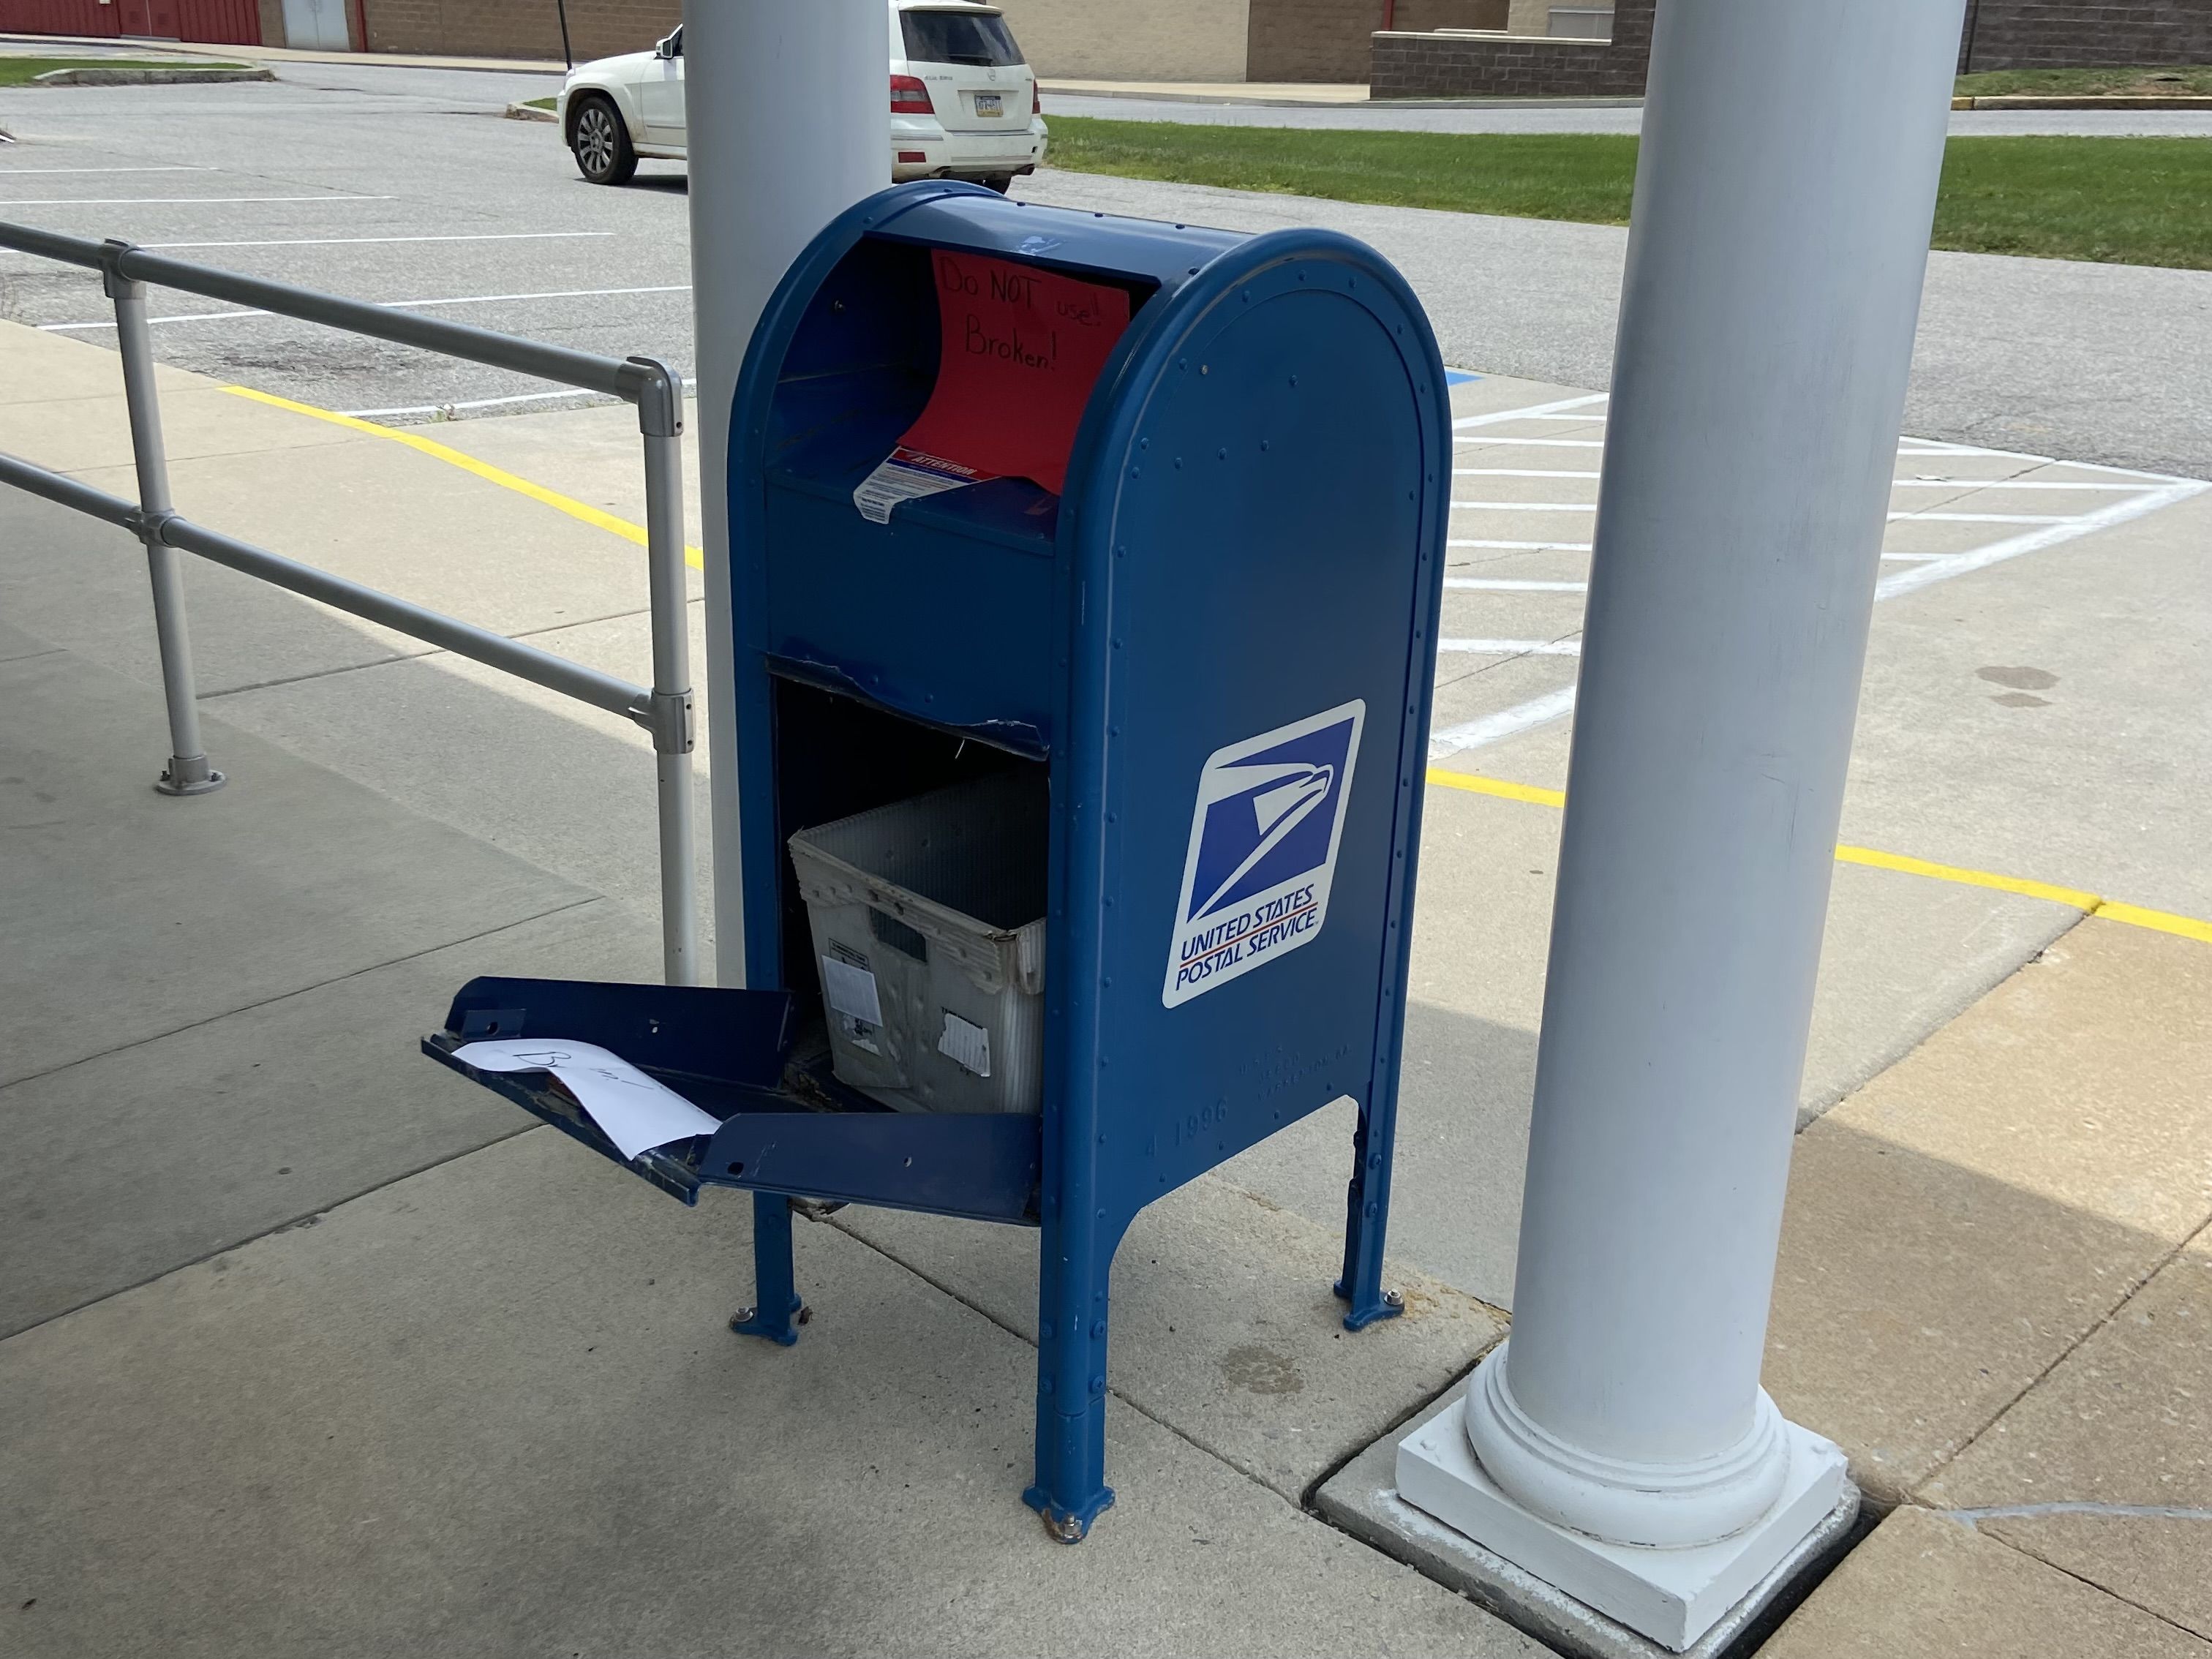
2, 220, 644, 399
0, 220, 700, 985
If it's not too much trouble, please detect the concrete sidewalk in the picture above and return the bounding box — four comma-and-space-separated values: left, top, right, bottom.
0, 325, 1526, 1653
3, 317, 2209, 1655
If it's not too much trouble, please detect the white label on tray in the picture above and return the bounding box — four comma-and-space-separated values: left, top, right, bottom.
851, 445, 996, 524
820, 955, 884, 1027
938, 1011, 992, 1077
1163, 699, 1366, 1008
452, 1038, 721, 1162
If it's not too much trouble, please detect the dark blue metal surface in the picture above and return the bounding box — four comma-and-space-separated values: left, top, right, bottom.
691, 181, 1444, 1540
424, 975, 1039, 1224
704, 1109, 1039, 1224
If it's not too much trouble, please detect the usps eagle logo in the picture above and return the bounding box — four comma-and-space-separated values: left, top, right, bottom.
1163, 700, 1364, 1007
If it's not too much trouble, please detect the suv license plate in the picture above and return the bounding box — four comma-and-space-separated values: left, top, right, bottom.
973, 92, 1003, 117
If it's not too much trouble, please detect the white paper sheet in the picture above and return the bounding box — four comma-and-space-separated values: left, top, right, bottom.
938, 1010, 992, 1078
819, 955, 884, 1027
453, 1037, 722, 1161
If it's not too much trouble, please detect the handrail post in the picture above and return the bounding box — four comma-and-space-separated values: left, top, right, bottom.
102, 238, 224, 797
622, 355, 700, 987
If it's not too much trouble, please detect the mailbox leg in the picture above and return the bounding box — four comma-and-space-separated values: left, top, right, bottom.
730, 1193, 803, 1346
1334, 1088, 1406, 1331
1023, 1212, 1118, 1541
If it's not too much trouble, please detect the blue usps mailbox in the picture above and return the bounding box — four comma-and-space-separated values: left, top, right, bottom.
428, 182, 1450, 1540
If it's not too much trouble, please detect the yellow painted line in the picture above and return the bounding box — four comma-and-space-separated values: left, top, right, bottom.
2094, 901, 2212, 946
1424, 764, 2211, 945
219, 384, 704, 570
1425, 770, 1566, 810
1831, 843, 2100, 910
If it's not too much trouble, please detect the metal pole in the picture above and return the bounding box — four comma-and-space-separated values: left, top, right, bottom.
686, 0, 886, 1348
104, 242, 223, 797
629, 356, 700, 988
685, 0, 887, 992
1399, 0, 1968, 1647
554, 0, 573, 70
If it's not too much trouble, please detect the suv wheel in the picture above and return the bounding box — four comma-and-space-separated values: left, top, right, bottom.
570, 94, 637, 186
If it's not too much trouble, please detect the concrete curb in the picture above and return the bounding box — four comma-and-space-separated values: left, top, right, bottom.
31, 65, 273, 86
505, 99, 557, 122
1045, 81, 1644, 110
1952, 92, 2212, 109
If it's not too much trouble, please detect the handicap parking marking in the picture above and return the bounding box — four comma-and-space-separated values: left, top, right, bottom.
1429, 389, 2212, 761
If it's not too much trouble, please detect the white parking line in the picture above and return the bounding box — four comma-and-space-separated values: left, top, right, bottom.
1890, 511, 2072, 524
1445, 579, 1589, 592
1453, 393, 1609, 429
1455, 473, 2148, 491
1453, 503, 2077, 524
1429, 390, 2211, 762
1453, 501, 1595, 513
0, 195, 394, 206
40, 282, 693, 333
342, 387, 633, 418
141, 232, 617, 250
1449, 538, 1595, 552
1429, 687, 1580, 754
1875, 479, 2209, 601
1439, 639, 1583, 655
1889, 478, 2145, 491
0, 165, 212, 174
1897, 442, 2176, 481
1456, 436, 1607, 449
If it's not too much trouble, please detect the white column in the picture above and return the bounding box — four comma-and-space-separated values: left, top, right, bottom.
1397, 0, 1966, 1649
687, 0, 887, 985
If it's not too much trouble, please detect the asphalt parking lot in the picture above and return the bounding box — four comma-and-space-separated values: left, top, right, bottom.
3, 57, 2208, 936
5, 59, 2212, 473
1429, 391, 2207, 767
0, 59, 684, 417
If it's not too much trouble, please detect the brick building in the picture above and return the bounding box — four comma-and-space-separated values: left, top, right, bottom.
1372, 0, 2212, 99
356, 1, 676, 63
0, 0, 678, 60
0, 0, 2202, 86
1957, 0, 2212, 74
1373, 0, 1650, 99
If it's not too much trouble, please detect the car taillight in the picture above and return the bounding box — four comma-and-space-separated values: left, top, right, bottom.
1032, 82, 1042, 115
890, 74, 933, 115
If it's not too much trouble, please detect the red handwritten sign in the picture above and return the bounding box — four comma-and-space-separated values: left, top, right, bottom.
898, 249, 1133, 497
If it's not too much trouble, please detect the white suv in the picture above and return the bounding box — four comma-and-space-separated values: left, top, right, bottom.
559, 2, 1048, 192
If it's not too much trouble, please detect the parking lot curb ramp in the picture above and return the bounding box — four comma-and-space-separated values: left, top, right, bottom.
31, 65, 272, 85
1952, 92, 2212, 108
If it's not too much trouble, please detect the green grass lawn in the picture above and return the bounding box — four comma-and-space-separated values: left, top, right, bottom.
522, 95, 556, 110
1043, 119, 2212, 271
1956, 63, 2212, 97
0, 56, 245, 86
